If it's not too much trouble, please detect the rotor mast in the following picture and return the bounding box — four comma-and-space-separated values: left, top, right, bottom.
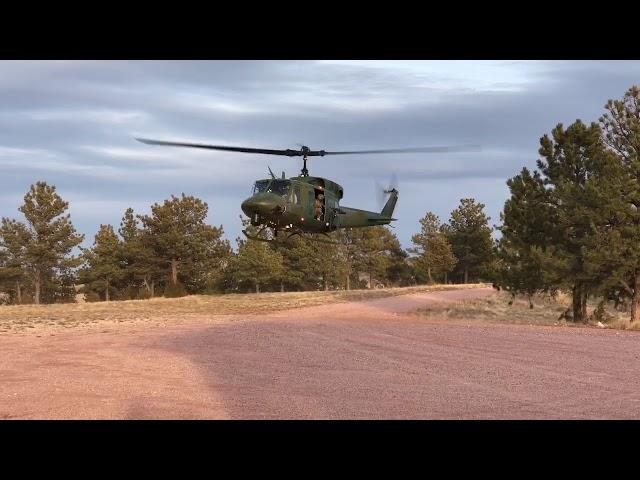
300, 145, 310, 176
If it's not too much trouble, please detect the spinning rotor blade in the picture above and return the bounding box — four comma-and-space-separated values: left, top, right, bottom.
324, 145, 480, 155
135, 138, 304, 157
136, 138, 480, 158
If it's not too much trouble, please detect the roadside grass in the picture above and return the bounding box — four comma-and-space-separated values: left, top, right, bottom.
603, 317, 640, 331
419, 291, 567, 326
0, 283, 488, 334
419, 290, 640, 331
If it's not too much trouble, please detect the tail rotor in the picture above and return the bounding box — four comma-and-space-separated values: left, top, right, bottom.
376, 172, 399, 210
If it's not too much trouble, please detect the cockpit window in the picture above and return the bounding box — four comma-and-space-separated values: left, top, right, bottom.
253, 179, 290, 196
253, 181, 269, 194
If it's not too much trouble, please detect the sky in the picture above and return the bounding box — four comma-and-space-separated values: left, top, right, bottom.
1, 60, 639, 250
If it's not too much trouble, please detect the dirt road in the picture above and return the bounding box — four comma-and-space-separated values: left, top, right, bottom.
2, 287, 640, 419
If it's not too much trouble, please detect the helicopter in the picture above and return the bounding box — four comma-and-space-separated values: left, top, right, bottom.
135, 138, 478, 244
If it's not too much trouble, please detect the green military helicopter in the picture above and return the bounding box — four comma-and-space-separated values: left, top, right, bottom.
136, 138, 477, 243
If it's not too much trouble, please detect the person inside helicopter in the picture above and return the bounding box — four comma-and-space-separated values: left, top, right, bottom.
315, 192, 324, 220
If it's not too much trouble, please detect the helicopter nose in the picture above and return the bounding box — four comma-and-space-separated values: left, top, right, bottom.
241, 193, 283, 217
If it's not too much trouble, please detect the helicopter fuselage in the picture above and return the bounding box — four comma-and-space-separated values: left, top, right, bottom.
240, 175, 397, 234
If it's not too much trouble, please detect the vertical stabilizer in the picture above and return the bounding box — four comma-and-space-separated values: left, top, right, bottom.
381, 189, 398, 218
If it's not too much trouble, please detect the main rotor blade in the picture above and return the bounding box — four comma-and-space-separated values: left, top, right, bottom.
136, 138, 481, 157
323, 145, 480, 155
135, 138, 302, 156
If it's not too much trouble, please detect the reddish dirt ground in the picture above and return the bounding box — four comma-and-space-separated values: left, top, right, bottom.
2, 287, 640, 419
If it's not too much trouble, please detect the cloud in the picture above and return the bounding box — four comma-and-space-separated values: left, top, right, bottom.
1, 60, 639, 249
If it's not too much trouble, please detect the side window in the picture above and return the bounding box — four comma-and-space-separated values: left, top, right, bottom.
308, 190, 315, 212
292, 185, 301, 205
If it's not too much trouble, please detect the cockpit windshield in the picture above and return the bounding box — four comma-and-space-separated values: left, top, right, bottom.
253, 179, 290, 196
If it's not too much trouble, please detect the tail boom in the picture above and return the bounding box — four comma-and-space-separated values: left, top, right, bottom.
335, 190, 398, 228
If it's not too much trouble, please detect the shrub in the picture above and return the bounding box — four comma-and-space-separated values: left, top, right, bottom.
590, 300, 613, 324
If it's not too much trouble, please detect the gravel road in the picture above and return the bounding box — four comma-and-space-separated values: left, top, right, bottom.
2, 287, 639, 419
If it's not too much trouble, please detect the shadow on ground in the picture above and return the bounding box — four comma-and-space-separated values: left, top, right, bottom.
152, 300, 640, 419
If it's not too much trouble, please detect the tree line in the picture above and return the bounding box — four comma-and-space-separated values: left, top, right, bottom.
0, 183, 494, 303
7, 85, 637, 320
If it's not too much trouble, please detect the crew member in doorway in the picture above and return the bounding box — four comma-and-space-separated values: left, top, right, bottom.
315, 193, 324, 220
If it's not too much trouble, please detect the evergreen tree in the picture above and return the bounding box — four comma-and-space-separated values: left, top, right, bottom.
227, 236, 284, 293
271, 229, 358, 292
182, 230, 232, 294
377, 227, 412, 287
410, 212, 457, 284
334, 229, 358, 290
311, 235, 350, 291
118, 208, 164, 298
385, 244, 412, 287
536, 120, 614, 322
138, 194, 229, 296
496, 168, 562, 307
4, 182, 84, 304
0, 248, 9, 303
80, 224, 124, 301
444, 198, 493, 283
346, 226, 407, 288
596, 85, 640, 322
0, 218, 31, 303
272, 235, 319, 291
349, 227, 390, 288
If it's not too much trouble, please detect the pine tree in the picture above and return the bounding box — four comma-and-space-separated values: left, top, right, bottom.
138, 194, 229, 296
117, 208, 164, 298
349, 227, 389, 288
410, 212, 457, 284
334, 229, 357, 290
310, 235, 350, 291
377, 227, 412, 287
496, 168, 562, 307
227, 236, 284, 293
182, 229, 232, 294
80, 225, 124, 301
444, 199, 493, 284
345, 226, 407, 288
0, 219, 31, 303
272, 235, 317, 291
6, 182, 84, 304
594, 85, 640, 322
536, 120, 614, 322
0, 248, 9, 303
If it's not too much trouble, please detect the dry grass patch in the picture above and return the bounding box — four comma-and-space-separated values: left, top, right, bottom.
603, 317, 640, 331
419, 291, 569, 326
419, 290, 640, 331
0, 283, 488, 334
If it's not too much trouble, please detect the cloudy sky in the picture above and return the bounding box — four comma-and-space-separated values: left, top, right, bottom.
1, 60, 639, 249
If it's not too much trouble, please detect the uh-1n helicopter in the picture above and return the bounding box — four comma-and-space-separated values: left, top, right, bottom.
135, 138, 478, 244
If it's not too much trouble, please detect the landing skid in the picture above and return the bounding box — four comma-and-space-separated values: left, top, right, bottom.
242, 228, 338, 245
